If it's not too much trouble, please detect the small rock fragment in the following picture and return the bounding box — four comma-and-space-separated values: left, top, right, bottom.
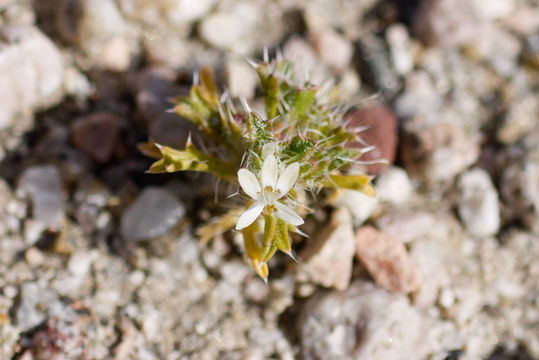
167, 0, 216, 25
18, 165, 65, 228
457, 168, 500, 238
226, 57, 258, 99
470, 0, 514, 20
413, 0, 483, 47
298, 281, 432, 360
346, 105, 399, 174
376, 210, 436, 243
497, 94, 539, 144
121, 187, 185, 242
355, 226, 421, 293
199, 3, 259, 52
77, 0, 139, 71
501, 134, 539, 234
386, 24, 414, 75
282, 36, 329, 85
71, 113, 120, 162
375, 166, 414, 205
311, 28, 353, 70
523, 34, 539, 70
16, 283, 63, 332
296, 208, 355, 291
0, 26, 63, 128
501, 6, 539, 35
331, 189, 378, 226
356, 34, 400, 98
468, 24, 520, 76
401, 119, 480, 186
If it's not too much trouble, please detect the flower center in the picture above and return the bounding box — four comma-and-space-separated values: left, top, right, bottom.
259, 186, 279, 206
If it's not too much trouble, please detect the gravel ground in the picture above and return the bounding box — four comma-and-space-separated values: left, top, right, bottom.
0, 0, 538, 359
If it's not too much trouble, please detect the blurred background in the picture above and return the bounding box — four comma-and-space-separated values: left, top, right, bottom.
0, 0, 538, 359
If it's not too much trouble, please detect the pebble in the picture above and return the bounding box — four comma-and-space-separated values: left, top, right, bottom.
77, 0, 139, 71
244, 278, 270, 303
394, 70, 443, 118
220, 260, 250, 286
413, 0, 483, 47
401, 119, 481, 186
71, 112, 120, 162
501, 6, 539, 35
62, 66, 92, 101
282, 36, 328, 85
386, 24, 414, 75
25, 247, 45, 267
166, 0, 216, 26
18, 165, 65, 229
133, 66, 180, 121
226, 57, 258, 99
16, 282, 63, 331
355, 226, 421, 293
500, 133, 539, 234
0, 26, 63, 129
174, 235, 200, 266
144, 35, 191, 68
296, 208, 355, 291
99, 36, 132, 71
376, 210, 436, 243
297, 281, 430, 359
346, 105, 399, 174
375, 166, 414, 205
457, 168, 500, 238
121, 187, 185, 242
311, 28, 353, 70
0, 0, 35, 26
331, 189, 378, 226
199, 3, 259, 52
22, 219, 45, 246
68, 250, 96, 278
4, 285, 18, 298
356, 34, 400, 99
27, 316, 89, 360
523, 34, 539, 69
497, 95, 538, 144
470, 0, 514, 20
469, 25, 520, 76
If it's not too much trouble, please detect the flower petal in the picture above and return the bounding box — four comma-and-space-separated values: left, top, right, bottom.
261, 143, 277, 160
261, 155, 279, 189
274, 201, 304, 226
276, 162, 299, 197
236, 202, 264, 230
238, 169, 260, 199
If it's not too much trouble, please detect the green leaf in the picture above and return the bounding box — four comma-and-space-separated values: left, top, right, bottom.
321, 174, 376, 197
262, 74, 279, 119
147, 141, 237, 180
291, 88, 316, 122
242, 221, 269, 280
261, 215, 278, 262
283, 136, 314, 162
248, 112, 273, 147
274, 219, 292, 255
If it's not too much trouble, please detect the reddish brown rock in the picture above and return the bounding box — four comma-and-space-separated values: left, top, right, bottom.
355, 226, 421, 293
346, 105, 398, 174
71, 113, 120, 162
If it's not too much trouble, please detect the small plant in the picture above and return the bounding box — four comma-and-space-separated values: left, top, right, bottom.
142, 55, 375, 281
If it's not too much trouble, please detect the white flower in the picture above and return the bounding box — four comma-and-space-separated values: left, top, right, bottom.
235, 155, 304, 230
